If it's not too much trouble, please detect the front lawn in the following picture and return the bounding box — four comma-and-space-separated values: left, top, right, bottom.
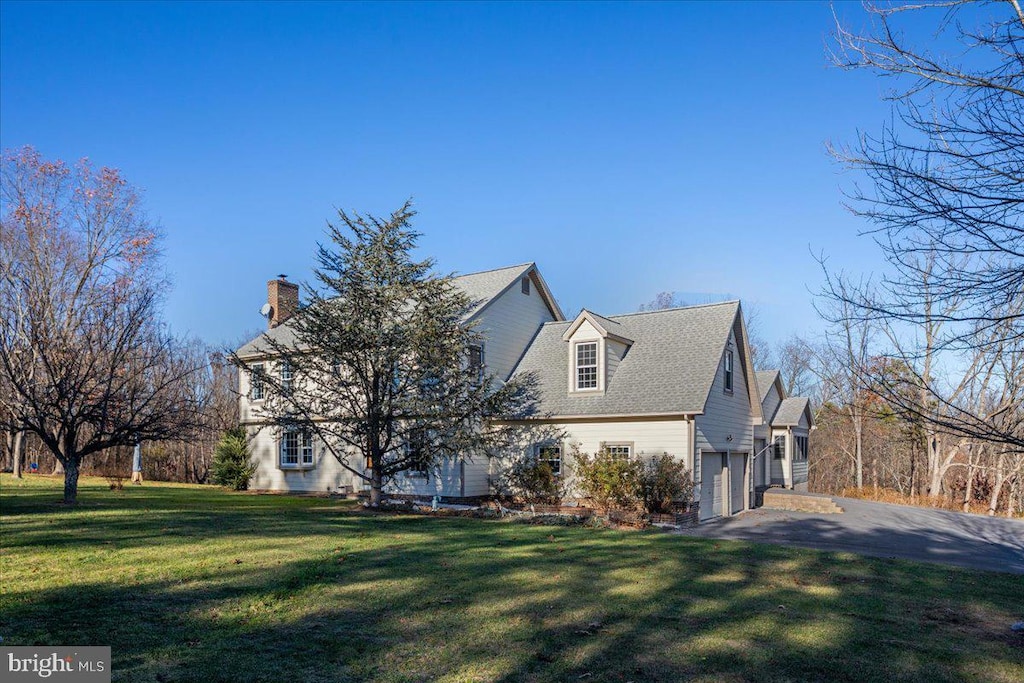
1, 474, 1021, 682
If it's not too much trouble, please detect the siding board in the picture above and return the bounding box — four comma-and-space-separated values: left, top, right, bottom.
473, 273, 558, 381
695, 329, 754, 454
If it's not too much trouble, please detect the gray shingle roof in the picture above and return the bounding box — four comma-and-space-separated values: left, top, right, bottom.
755, 370, 780, 404
512, 301, 741, 416
773, 396, 811, 427
236, 263, 536, 358
451, 263, 535, 319
582, 310, 625, 335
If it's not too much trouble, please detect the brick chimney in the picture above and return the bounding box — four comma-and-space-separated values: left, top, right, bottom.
267, 275, 299, 328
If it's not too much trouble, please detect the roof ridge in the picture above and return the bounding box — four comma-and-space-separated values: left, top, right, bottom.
451, 262, 534, 279
607, 300, 740, 319
578, 308, 622, 325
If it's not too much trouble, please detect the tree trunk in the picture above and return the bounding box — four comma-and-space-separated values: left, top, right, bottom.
52, 459, 64, 476
871, 452, 878, 492
853, 412, 864, 489
1006, 477, 1016, 518
63, 458, 80, 504
963, 461, 974, 513
988, 453, 1005, 517
12, 430, 25, 479
369, 468, 383, 507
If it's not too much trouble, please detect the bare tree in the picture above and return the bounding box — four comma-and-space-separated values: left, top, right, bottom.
774, 335, 817, 400
827, 1, 1023, 448
830, 0, 1023, 346
813, 269, 876, 488
0, 147, 202, 503
638, 291, 688, 312
232, 202, 541, 506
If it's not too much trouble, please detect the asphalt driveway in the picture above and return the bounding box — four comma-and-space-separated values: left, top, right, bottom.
681, 496, 1024, 574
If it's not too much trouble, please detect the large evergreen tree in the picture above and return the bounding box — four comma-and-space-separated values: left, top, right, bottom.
234, 202, 540, 506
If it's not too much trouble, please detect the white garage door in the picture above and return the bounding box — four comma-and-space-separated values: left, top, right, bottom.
700, 452, 724, 520
730, 453, 746, 514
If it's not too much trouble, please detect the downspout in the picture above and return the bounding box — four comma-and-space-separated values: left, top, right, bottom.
786, 427, 793, 489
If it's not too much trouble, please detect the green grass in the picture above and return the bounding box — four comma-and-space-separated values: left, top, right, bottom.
1, 475, 1022, 682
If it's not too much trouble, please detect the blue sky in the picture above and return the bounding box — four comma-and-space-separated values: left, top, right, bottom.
1, 1, 896, 349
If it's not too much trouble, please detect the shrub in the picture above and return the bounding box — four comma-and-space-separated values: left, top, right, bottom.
573, 445, 641, 513
637, 453, 693, 514
211, 427, 257, 491
501, 457, 567, 505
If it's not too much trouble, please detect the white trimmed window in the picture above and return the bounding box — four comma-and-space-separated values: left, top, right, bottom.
406, 428, 429, 477
521, 277, 531, 295
250, 363, 265, 400
575, 342, 598, 390
536, 445, 562, 475
281, 360, 294, 394
281, 427, 313, 468
604, 443, 632, 460
724, 350, 734, 392
773, 436, 785, 460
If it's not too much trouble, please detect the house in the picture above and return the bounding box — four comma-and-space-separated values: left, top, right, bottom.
235, 262, 812, 521
753, 370, 813, 492
236, 263, 564, 499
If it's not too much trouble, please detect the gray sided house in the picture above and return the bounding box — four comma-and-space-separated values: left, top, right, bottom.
753, 371, 813, 492
235, 262, 813, 521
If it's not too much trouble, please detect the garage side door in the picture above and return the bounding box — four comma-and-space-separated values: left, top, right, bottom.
730, 453, 746, 514
700, 452, 724, 520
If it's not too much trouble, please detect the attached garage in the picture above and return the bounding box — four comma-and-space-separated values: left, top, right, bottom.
730, 452, 747, 514
700, 452, 724, 521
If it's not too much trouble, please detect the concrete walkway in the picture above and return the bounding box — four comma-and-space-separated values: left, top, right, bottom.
680, 495, 1024, 574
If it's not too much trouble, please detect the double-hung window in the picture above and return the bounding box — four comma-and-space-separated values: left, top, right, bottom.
575, 342, 598, 390
250, 363, 265, 400
281, 427, 313, 468
406, 428, 429, 477
773, 436, 785, 460
604, 443, 632, 460
281, 360, 294, 395
536, 445, 562, 476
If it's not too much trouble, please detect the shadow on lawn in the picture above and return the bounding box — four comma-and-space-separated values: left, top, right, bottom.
3, 487, 1023, 682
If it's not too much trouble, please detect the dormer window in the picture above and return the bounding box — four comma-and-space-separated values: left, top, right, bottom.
563, 310, 632, 395
724, 350, 734, 393
576, 342, 598, 390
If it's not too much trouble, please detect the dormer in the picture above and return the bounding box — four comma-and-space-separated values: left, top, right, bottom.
562, 310, 633, 394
